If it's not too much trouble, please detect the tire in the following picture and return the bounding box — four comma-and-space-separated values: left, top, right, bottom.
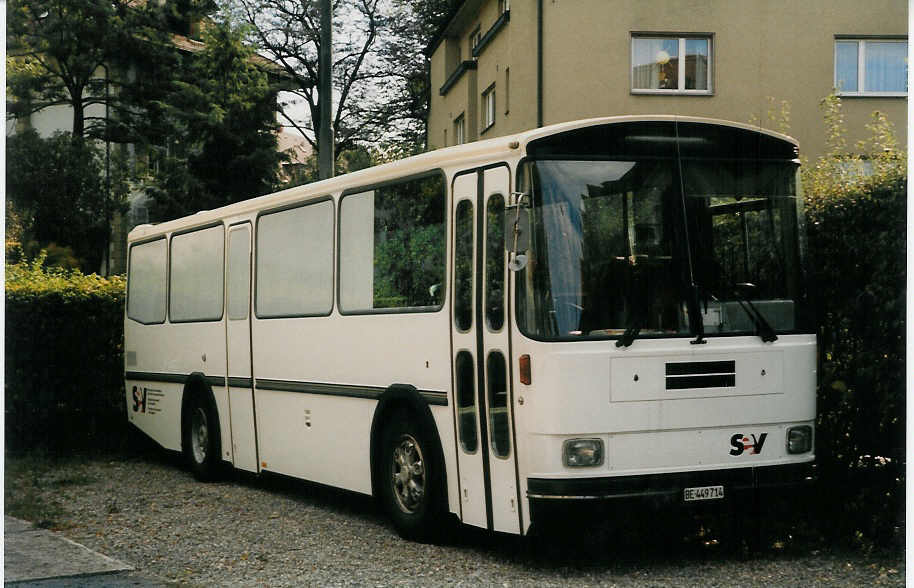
379, 408, 445, 542
182, 391, 221, 482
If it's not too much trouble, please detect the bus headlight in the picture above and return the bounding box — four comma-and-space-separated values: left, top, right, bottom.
786, 426, 812, 454
563, 439, 604, 467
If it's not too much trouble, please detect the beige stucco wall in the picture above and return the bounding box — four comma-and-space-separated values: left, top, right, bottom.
429, 0, 540, 148
429, 0, 907, 161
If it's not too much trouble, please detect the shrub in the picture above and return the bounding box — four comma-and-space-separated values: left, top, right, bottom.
803, 96, 906, 551
5, 252, 128, 452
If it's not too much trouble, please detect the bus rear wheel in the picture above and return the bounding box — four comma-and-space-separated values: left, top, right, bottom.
183, 392, 221, 481
379, 409, 444, 542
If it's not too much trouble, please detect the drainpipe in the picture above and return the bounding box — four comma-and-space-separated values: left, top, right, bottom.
537, 0, 543, 127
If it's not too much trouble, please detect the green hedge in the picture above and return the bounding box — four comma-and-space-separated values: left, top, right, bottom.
805, 177, 906, 550
5, 255, 128, 452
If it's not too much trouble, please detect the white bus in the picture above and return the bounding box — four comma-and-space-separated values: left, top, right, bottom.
125, 116, 815, 541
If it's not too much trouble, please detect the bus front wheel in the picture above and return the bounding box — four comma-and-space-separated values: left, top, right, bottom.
379, 409, 444, 542
182, 391, 221, 482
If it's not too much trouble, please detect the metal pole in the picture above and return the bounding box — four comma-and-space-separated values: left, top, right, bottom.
318, 0, 334, 179
104, 64, 111, 275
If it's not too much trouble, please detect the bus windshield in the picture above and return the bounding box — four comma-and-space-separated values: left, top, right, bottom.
516, 157, 810, 341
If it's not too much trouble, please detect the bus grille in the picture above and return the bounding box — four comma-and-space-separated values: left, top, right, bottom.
665, 360, 736, 389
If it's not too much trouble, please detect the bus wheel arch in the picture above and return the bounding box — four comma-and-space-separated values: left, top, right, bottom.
370, 385, 448, 542
180, 373, 222, 481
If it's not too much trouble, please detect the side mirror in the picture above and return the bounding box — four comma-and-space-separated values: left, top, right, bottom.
505, 203, 531, 272
505, 205, 530, 254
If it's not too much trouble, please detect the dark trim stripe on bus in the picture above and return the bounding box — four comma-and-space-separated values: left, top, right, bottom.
125, 371, 225, 388
125, 372, 448, 406
255, 378, 448, 406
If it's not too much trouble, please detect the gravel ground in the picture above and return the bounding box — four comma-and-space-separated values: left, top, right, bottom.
6, 449, 905, 587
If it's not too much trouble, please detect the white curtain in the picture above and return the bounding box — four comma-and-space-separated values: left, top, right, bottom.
865, 42, 907, 92
632, 38, 678, 90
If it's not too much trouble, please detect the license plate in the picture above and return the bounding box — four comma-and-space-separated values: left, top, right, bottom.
683, 485, 725, 502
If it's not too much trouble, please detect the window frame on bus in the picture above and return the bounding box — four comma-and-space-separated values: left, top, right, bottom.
337, 169, 448, 316
226, 221, 253, 322
253, 196, 336, 320
167, 221, 227, 324
126, 235, 169, 325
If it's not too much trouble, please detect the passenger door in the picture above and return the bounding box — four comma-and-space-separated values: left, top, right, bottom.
450, 165, 521, 533
225, 223, 258, 472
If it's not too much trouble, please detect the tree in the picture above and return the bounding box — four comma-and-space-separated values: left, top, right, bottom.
233, 0, 451, 161
6, 0, 178, 142
146, 20, 285, 221
6, 130, 129, 271
387, 0, 457, 150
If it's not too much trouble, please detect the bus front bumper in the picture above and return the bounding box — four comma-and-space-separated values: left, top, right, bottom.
527, 462, 816, 510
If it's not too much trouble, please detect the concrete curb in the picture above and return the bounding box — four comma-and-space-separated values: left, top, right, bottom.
4, 516, 133, 584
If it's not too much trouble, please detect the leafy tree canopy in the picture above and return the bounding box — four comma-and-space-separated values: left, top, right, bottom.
6, 0, 181, 142
146, 19, 284, 221
6, 130, 130, 271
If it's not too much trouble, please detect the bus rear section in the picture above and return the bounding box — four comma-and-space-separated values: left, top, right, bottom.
505, 119, 815, 531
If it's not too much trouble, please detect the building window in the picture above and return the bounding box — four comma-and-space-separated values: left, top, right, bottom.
454, 114, 466, 145
482, 84, 496, 131
470, 26, 481, 54
835, 38, 907, 96
631, 35, 711, 94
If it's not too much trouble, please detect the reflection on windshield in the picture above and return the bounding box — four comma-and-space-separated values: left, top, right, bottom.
517, 158, 808, 341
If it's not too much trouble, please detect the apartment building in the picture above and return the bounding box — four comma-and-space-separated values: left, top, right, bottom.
426, 0, 907, 160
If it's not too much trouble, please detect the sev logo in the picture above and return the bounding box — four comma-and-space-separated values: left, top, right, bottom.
132, 386, 147, 413
729, 433, 767, 456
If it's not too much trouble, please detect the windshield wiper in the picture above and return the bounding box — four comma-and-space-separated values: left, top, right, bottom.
687, 284, 707, 345
616, 318, 642, 348
732, 283, 778, 343
616, 263, 648, 348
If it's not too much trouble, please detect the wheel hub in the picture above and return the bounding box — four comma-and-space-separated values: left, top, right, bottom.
391, 434, 426, 514
191, 406, 209, 464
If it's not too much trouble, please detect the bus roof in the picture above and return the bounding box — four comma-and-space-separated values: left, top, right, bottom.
128, 116, 798, 242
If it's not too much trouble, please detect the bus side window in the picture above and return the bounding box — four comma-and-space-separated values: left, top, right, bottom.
127, 238, 167, 324
454, 199, 473, 331
455, 350, 478, 453
487, 350, 510, 458
227, 228, 251, 321
257, 200, 334, 318
339, 174, 446, 313
170, 225, 225, 323
485, 194, 505, 331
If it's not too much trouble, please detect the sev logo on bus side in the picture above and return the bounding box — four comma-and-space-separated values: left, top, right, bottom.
132, 386, 164, 415
132, 386, 146, 413
729, 433, 768, 456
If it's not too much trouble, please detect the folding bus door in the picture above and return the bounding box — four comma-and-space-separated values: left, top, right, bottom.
225, 222, 259, 472
450, 164, 521, 534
